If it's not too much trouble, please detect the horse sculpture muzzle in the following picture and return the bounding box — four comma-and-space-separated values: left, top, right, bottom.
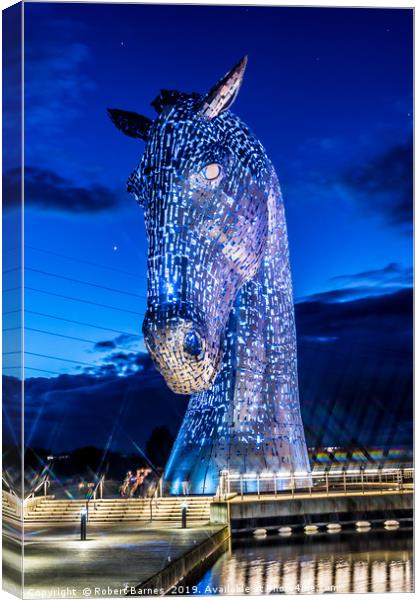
142, 302, 222, 394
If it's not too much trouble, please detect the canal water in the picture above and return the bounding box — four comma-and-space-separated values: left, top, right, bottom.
193, 528, 413, 595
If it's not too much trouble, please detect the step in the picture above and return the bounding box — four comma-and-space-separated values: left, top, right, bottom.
24, 496, 212, 523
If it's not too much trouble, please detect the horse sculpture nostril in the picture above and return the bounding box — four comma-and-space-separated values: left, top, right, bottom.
183, 331, 203, 358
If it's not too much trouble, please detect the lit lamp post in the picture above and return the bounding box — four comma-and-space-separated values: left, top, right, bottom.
80, 507, 88, 541
181, 502, 188, 529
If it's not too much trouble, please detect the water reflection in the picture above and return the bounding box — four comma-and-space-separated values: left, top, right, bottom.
195, 529, 412, 594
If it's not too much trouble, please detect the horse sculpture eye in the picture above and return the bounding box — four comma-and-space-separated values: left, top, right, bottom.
202, 163, 221, 180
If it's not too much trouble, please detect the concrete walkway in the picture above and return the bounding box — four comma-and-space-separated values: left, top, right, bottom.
3, 520, 224, 598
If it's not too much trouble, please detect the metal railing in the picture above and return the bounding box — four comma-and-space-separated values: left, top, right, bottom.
2, 474, 19, 499
3, 471, 52, 517
85, 474, 105, 516
2, 478, 22, 519
217, 467, 413, 501
149, 475, 164, 521
25, 474, 51, 501
24, 457, 56, 501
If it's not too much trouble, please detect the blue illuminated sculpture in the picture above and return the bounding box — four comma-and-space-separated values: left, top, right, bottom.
109, 57, 310, 494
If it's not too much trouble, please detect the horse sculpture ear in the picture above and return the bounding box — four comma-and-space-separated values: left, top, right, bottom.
199, 55, 248, 120
107, 108, 152, 140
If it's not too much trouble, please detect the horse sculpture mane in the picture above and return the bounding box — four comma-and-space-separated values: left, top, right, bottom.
109, 57, 309, 494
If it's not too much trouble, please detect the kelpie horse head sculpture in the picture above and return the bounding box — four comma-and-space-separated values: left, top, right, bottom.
109, 58, 310, 494
109, 57, 269, 394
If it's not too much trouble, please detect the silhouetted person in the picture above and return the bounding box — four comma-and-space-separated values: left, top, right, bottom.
120, 470, 132, 497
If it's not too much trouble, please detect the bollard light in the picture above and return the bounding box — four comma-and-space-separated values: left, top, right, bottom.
80, 507, 88, 541
181, 502, 188, 529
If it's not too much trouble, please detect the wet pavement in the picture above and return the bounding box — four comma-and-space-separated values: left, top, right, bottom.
3, 520, 223, 598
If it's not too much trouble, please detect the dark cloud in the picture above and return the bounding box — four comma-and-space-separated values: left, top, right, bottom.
84, 350, 148, 377
296, 288, 412, 344
8, 353, 189, 454
298, 287, 374, 304
3, 166, 121, 212
300, 285, 409, 304
330, 262, 412, 286
300, 262, 412, 304
93, 333, 140, 353
93, 340, 116, 352
296, 288, 413, 449
108, 351, 134, 363
342, 138, 413, 228
114, 333, 140, 348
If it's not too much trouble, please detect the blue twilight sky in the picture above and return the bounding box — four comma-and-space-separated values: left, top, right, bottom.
2, 3, 413, 454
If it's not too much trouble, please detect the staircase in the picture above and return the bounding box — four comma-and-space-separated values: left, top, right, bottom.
23, 496, 212, 524
2, 491, 21, 522
150, 497, 212, 523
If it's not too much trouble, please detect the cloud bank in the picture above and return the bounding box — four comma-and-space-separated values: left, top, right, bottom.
342, 138, 413, 228
3, 166, 121, 212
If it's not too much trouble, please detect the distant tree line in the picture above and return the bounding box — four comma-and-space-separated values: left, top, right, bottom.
16, 425, 175, 483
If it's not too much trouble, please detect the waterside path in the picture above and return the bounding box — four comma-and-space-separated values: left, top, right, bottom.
3, 521, 227, 598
